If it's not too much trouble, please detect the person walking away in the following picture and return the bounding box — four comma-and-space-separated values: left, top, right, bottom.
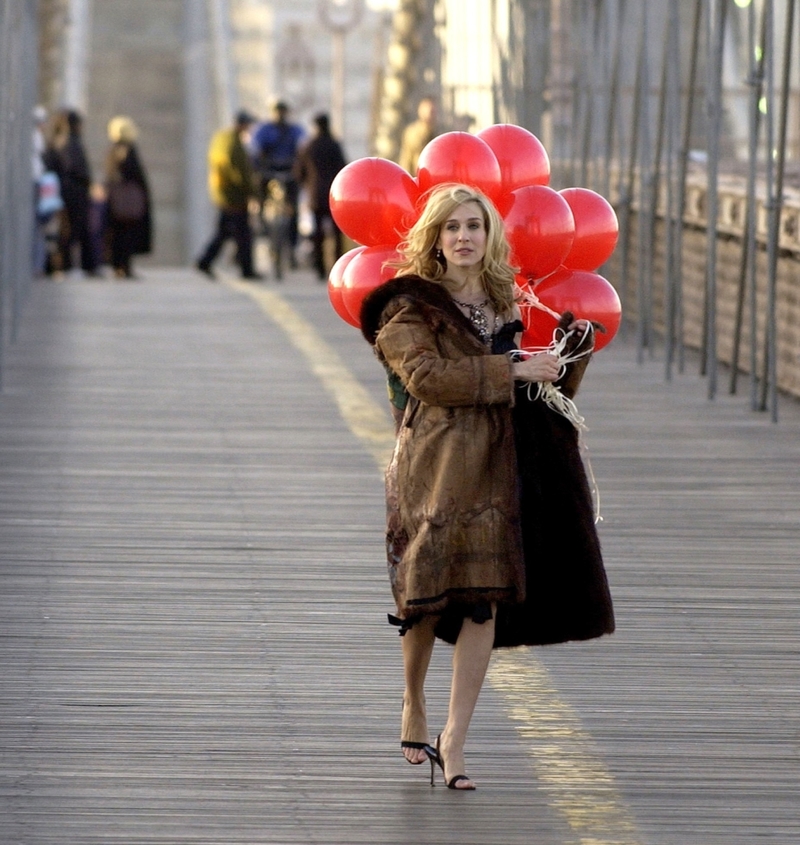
196, 110, 263, 281
250, 101, 305, 268
294, 113, 346, 280
398, 97, 438, 176
43, 109, 99, 276
104, 116, 152, 279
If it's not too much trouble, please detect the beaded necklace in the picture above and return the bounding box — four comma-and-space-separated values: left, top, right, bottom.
452, 296, 494, 345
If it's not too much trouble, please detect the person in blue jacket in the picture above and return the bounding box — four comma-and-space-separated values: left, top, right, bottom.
250, 101, 305, 268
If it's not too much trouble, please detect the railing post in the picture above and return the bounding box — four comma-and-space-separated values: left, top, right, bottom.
761, 0, 796, 422
0, 0, 38, 393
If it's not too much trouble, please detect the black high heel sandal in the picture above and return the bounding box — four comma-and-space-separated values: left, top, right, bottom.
400, 697, 435, 765
431, 734, 476, 790
401, 740, 436, 765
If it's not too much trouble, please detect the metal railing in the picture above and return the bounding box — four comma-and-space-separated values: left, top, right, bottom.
547, 0, 799, 422
0, 0, 39, 392
423, 0, 799, 420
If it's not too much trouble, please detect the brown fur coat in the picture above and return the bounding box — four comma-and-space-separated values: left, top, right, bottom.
361, 276, 614, 647
362, 276, 526, 623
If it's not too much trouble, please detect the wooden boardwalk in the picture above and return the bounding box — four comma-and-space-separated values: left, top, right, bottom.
0, 267, 798, 845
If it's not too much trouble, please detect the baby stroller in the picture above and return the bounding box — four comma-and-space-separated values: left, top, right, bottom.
261, 174, 294, 280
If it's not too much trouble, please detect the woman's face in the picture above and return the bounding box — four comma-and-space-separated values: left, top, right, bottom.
436, 201, 487, 271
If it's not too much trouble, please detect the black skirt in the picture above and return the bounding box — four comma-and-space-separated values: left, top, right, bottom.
435, 320, 615, 648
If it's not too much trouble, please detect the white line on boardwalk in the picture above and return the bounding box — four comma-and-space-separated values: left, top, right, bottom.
229, 278, 642, 844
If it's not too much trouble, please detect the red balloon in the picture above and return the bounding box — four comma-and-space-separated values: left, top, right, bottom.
416, 132, 502, 201
328, 247, 365, 327
341, 245, 400, 325
477, 124, 550, 194
504, 186, 575, 280
330, 158, 420, 247
520, 268, 621, 352
559, 188, 619, 270
519, 304, 560, 350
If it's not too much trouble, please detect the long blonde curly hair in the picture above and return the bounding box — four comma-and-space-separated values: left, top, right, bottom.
390, 183, 518, 317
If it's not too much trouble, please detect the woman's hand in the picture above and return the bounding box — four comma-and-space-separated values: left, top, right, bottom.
567, 318, 591, 335
511, 351, 561, 383
557, 311, 592, 338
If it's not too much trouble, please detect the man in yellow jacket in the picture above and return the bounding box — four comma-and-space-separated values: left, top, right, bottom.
195, 110, 263, 280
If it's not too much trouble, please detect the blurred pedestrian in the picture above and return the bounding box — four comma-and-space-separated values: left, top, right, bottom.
250, 101, 305, 267
398, 96, 438, 176
104, 116, 152, 279
43, 109, 98, 276
195, 110, 263, 281
31, 105, 61, 276
294, 113, 346, 280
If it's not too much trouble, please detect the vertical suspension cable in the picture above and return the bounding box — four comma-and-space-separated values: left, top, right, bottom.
747, 1, 770, 410
702, 0, 728, 398
618, 2, 644, 335
673, 0, 704, 376
761, 0, 796, 422
732, 0, 764, 399
635, 3, 654, 363
664, 0, 682, 382
758, 0, 775, 412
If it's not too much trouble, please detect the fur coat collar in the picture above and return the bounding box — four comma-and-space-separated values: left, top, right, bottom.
360, 275, 480, 347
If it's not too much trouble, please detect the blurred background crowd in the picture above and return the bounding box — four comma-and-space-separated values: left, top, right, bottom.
2, 0, 800, 407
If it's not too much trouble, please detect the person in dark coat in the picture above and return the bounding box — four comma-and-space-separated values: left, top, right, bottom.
104, 116, 152, 279
43, 109, 98, 276
359, 183, 614, 790
294, 113, 346, 279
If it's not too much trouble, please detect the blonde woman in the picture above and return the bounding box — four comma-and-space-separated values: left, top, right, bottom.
360, 183, 614, 790
104, 116, 152, 278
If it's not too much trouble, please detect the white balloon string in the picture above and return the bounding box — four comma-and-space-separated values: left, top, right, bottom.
519, 323, 594, 427
585, 445, 603, 524
515, 283, 562, 322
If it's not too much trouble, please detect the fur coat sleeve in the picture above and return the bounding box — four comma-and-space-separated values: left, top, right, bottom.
374, 295, 516, 408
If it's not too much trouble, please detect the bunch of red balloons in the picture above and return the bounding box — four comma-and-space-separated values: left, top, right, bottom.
327, 125, 621, 351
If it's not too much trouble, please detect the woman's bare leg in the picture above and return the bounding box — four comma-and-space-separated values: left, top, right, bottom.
401, 616, 437, 763
437, 608, 496, 787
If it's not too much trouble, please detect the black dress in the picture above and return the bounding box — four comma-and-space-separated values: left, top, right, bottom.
435, 318, 615, 648
105, 142, 152, 277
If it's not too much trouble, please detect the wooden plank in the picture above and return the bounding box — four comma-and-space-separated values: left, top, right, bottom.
0, 269, 798, 844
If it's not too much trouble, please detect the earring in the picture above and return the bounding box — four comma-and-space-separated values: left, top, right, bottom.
436, 248, 443, 260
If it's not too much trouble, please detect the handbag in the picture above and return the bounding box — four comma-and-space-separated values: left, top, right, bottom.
107, 180, 147, 222
37, 171, 64, 218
